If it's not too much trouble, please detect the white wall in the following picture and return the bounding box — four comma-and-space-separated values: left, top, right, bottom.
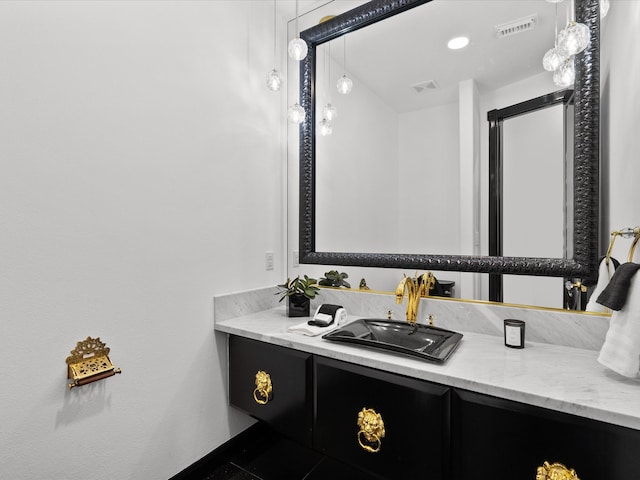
397, 102, 459, 255
0, 1, 286, 479
601, 0, 640, 262
315, 57, 399, 253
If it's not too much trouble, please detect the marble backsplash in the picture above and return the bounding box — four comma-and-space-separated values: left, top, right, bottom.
214, 286, 610, 351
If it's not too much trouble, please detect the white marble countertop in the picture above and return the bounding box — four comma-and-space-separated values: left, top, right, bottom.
215, 306, 640, 431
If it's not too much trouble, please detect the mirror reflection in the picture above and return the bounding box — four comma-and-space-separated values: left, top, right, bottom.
295, 0, 600, 311
315, 0, 568, 257
488, 91, 574, 307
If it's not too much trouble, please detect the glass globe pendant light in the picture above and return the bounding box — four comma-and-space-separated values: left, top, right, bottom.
287, 0, 307, 61
266, 69, 283, 91
557, 21, 590, 56
317, 117, 332, 136
266, 0, 282, 91
288, 38, 308, 61
553, 58, 575, 87
556, 0, 590, 57
321, 44, 337, 121
287, 103, 305, 124
543, 48, 568, 72
336, 36, 353, 95
317, 45, 333, 136
322, 103, 337, 121
336, 76, 353, 95
542, 3, 568, 72
286, 1, 306, 123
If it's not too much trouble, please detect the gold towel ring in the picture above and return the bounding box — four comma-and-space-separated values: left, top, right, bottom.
605, 227, 640, 264
605, 231, 620, 266
357, 407, 385, 453
628, 230, 640, 262
253, 370, 272, 405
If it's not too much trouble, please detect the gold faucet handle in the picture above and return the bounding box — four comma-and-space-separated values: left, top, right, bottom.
419, 271, 436, 296
395, 276, 409, 304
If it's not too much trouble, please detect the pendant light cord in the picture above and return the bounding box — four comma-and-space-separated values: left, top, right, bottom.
323, 44, 327, 96
343, 36, 347, 74
554, 3, 558, 47
295, 0, 299, 38
327, 43, 331, 101
273, 0, 277, 62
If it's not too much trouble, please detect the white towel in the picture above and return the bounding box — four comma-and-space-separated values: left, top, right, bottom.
597, 272, 640, 377
586, 258, 617, 312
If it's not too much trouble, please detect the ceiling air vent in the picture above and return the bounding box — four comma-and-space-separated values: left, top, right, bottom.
410, 80, 439, 94
495, 14, 538, 38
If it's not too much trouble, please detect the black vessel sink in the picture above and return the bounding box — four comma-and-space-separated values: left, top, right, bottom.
322, 319, 463, 363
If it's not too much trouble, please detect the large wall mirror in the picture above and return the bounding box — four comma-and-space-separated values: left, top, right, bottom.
297, 0, 600, 302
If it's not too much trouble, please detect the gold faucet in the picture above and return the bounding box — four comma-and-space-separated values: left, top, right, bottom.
395, 271, 435, 323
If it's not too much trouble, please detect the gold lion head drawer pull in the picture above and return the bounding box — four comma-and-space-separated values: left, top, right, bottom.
536, 461, 580, 480
357, 407, 385, 453
253, 370, 273, 405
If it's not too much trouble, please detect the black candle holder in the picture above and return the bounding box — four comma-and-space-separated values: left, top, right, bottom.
504, 319, 526, 349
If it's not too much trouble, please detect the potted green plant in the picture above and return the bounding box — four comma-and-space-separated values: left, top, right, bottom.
319, 270, 351, 288
276, 275, 321, 317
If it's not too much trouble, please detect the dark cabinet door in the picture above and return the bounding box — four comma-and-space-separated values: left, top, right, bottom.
228, 335, 313, 447
314, 357, 451, 480
452, 389, 640, 480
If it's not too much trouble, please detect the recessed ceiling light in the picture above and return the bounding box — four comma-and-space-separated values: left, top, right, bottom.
447, 36, 470, 50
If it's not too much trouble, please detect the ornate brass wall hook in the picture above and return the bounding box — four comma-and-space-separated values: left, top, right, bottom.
66, 337, 121, 389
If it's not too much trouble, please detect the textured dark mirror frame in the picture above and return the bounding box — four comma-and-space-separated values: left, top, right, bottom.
298, 0, 599, 278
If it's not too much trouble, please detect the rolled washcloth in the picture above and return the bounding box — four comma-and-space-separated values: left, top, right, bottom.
597, 263, 640, 377
585, 257, 620, 312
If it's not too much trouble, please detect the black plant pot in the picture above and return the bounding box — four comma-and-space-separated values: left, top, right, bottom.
287, 294, 310, 317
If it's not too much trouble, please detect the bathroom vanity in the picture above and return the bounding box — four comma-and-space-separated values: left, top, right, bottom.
216, 304, 640, 480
